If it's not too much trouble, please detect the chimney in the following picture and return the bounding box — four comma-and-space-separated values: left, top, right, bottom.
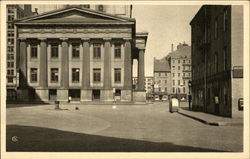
33, 8, 38, 15
171, 44, 174, 52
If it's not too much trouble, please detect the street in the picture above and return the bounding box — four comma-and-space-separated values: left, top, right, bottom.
6, 102, 243, 152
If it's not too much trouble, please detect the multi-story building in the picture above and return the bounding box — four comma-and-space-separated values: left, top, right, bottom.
167, 43, 191, 100
190, 5, 243, 117
14, 5, 147, 103
33, 5, 132, 18
6, 5, 32, 101
153, 57, 171, 100
133, 76, 154, 99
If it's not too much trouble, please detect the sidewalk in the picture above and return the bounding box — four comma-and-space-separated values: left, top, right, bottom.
178, 107, 243, 126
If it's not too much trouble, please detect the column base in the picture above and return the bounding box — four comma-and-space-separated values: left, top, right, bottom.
81, 89, 92, 102
101, 89, 113, 101
133, 90, 146, 102
121, 90, 132, 102
35, 89, 49, 102
57, 89, 68, 101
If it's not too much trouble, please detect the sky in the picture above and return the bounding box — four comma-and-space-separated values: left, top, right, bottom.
132, 5, 201, 77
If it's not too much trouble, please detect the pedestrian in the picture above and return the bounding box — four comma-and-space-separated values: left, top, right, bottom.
188, 94, 192, 110
68, 96, 71, 103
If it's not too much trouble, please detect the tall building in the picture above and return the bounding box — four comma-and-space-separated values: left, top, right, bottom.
190, 5, 243, 117
14, 6, 147, 103
32, 5, 132, 18
6, 5, 32, 101
167, 43, 191, 100
153, 57, 171, 100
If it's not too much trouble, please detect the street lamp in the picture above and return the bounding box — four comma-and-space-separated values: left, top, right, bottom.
188, 80, 192, 110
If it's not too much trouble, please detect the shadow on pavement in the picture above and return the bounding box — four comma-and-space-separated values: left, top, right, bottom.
7, 125, 226, 152
6, 103, 50, 108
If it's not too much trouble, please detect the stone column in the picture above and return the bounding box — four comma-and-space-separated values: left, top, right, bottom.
124, 39, 132, 89
82, 38, 90, 89
19, 38, 27, 88
61, 38, 69, 88
39, 38, 48, 87
103, 38, 111, 89
137, 49, 145, 90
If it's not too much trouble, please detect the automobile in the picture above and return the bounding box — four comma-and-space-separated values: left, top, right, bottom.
162, 95, 168, 101
238, 98, 243, 111
154, 95, 160, 101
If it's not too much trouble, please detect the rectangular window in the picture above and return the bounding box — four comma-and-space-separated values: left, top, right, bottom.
215, 52, 218, 73
183, 60, 185, 63
159, 80, 161, 83
165, 80, 167, 84
72, 68, 80, 82
30, 68, 37, 82
178, 66, 180, 70
7, 62, 14, 68
172, 66, 175, 70
183, 73, 185, 77
72, 44, 80, 58
165, 87, 167, 92
114, 68, 121, 83
31, 44, 38, 58
178, 80, 180, 85
93, 68, 101, 82
173, 88, 175, 93
51, 44, 58, 58
214, 17, 218, 39
223, 47, 227, 70
178, 60, 180, 64
223, 8, 228, 32
7, 77, 14, 83
178, 73, 180, 77
114, 44, 121, 58
98, 5, 104, 11
173, 73, 175, 77
7, 69, 14, 75
159, 87, 161, 92
159, 72, 161, 76
93, 44, 101, 59
7, 54, 14, 60
183, 87, 186, 93
173, 80, 175, 85
51, 68, 59, 82
165, 73, 167, 76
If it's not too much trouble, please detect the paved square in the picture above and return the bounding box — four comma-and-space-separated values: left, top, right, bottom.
6, 102, 243, 152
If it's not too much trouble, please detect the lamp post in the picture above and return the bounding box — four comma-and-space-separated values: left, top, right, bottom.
188, 80, 192, 110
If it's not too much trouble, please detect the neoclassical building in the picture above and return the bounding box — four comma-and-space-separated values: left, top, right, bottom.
15, 6, 147, 102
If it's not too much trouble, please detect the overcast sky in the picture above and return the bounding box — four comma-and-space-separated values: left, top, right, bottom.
132, 5, 201, 77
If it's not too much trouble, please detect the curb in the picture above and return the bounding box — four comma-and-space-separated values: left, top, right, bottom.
177, 111, 243, 126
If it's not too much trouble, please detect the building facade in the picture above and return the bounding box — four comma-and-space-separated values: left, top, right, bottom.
167, 43, 191, 100
190, 5, 243, 117
153, 58, 171, 100
6, 5, 32, 101
14, 6, 147, 103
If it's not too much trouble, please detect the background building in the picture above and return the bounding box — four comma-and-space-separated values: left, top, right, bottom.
167, 43, 191, 100
190, 5, 243, 117
6, 5, 32, 101
153, 57, 171, 100
32, 5, 132, 18
14, 6, 147, 103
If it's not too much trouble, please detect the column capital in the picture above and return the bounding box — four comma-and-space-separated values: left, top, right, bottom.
18, 37, 26, 41
38, 38, 47, 41
60, 38, 68, 41
103, 38, 112, 41
124, 38, 132, 41
81, 38, 90, 42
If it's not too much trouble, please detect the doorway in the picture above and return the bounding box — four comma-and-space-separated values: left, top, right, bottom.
69, 89, 80, 101
92, 89, 100, 101
49, 89, 57, 101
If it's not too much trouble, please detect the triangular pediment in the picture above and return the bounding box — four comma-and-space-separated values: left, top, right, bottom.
15, 7, 134, 25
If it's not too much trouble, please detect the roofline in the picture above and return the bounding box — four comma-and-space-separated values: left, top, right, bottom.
15, 22, 135, 25
189, 5, 205, 25
14, 6, 136, 23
